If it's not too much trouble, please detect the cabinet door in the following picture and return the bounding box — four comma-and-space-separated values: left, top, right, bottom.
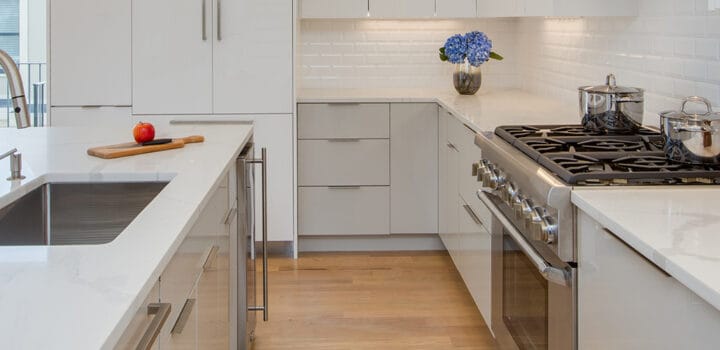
212, 0, 292, 114
369, 0, 435, 18
132, 0, 213, 114
114, 282, 161, 350
439, 110, 459, 249
436, 0, 476, 18
162, 286, 198, 350
50, 0, 131, 106
390, 103, 438, 234
476, 0, 521, 17
197, 237, 230, 349
457, 198, 492, 327
50, 107, 132, 128
300, 0, 368, 18
578, 211, 720, 349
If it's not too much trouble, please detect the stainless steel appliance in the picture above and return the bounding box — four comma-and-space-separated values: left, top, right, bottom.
236, 143, 268, 349
473, 125, 720, 350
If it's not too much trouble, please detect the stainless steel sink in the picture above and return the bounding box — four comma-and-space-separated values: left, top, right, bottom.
0, 182, 168, 246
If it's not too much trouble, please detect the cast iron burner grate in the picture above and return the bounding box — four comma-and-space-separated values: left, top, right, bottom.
495, 125, 720, 185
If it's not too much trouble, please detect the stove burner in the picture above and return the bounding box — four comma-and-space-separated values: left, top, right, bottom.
577, 139, 645, 152
551, 154, 603, 173
546, 126, 603, 137
612, 156, 684, 172
503, 126, 541, 138
526, 138, 567, 153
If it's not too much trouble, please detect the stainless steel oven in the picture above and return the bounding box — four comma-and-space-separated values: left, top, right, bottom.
478, 190, 575, 350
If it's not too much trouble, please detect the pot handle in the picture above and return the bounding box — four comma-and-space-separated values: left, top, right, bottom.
606, 73, 616, 87
681, 96, 713, 115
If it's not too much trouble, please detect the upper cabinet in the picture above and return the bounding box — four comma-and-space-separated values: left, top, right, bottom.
50, 0, 131, 107
299, 0, 637, 18
369, 0, 435, 18
132, 0, 292, 115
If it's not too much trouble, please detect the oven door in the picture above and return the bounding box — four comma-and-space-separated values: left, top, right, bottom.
478, 190, 576, 350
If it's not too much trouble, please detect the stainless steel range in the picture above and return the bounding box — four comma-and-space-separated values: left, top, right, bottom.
472, 124, 720, 350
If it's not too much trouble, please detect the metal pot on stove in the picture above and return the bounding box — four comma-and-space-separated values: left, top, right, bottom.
661, 96, 720, 165
579, 74, 644, 134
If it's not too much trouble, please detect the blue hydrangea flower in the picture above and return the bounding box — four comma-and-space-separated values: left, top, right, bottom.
465, 31, 492, 67
443, 34, 467, 64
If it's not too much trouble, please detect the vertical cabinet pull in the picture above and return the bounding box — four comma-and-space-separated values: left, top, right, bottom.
216, 0, 222, 41
201, 0, 207, 40
171, 298, 196, 334
248, 148, 268, 321
136, 303, 171, 350
203, 245, 220, 271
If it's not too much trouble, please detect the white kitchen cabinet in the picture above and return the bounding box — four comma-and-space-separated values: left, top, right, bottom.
299, 186, 390, 236
477, 0, 637, 17
297, 103, 390, 139
298, 139, 390, 186
368, 0, 435, 18
456, 197, 492, 327
439, 108, 459, 248
390, 103, 438, 234
132, 0, 292, 115
212, 0, 292, 114
578, 210, 720, 349
436, 0, 476, 18
132, 0, 213, 115
50, 0, 131, 106
300, 0, 368, 18
50, 107, 132, 128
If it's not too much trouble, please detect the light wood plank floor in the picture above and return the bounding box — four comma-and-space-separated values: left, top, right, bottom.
253, 251, 497, 350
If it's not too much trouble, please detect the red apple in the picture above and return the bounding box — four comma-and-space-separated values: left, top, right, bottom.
133, 122, 155, 143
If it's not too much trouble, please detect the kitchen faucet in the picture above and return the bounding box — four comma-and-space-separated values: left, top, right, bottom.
0, 49, 30, 129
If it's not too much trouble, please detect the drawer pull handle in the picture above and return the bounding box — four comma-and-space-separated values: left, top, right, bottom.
463, 204, 482, 225
171, 298, 196, 334
223, 207, 238, 225
326, 102, 361, 106
136, 303, 171, 350
327, 138, 361, 142
327, 186, 362, 190
202, 245, 220, 270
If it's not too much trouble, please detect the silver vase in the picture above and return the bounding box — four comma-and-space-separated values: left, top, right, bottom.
453, 62, 482, 95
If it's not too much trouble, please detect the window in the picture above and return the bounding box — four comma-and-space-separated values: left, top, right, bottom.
0, 0, 19, 60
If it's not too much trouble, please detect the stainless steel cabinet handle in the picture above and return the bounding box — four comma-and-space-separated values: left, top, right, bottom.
203, 245, 219, 270
327, 186, 361, 190
201, 0, 207, 40
171, 298, 196, 334
477, 190, 570, 287
462, 204, 482, 226
216, 0, 222, 41
446, 142, 457, 151
248, 148, 268, 321
223, 207, 238, 225
327, 138, 361, 142
136, 302, 171, 350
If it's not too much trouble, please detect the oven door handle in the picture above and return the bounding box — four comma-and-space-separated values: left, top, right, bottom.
477, 190, 570, 287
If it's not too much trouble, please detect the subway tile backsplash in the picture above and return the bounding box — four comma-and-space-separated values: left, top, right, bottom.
299, 0, 719, 126
298, 19, 521, 90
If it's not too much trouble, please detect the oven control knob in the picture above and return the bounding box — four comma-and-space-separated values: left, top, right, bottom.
472, 161, 481, 177
540, 216, 558, 244
502, 181, 519, 204
483, 168, 506, 190
512, 194, 526, 218
517, 198, 535, 221
476, 160, 490, 182
526, 207, 546, 234
479, 163, 494, 184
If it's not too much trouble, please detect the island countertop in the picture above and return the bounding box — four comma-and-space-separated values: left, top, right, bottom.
0, 124, 253, 349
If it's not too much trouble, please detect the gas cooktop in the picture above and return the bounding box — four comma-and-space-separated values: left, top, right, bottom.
495, 125, 720, 185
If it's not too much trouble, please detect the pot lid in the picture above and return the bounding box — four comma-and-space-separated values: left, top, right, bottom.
661, 96, 720, 121
579, 74, 643, 94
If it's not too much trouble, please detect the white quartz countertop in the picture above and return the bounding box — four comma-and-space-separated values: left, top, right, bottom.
0, 124, 253, 349
572, 188, 720, 312
298, 88, 579, 131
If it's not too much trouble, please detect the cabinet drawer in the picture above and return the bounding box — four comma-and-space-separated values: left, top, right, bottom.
114, 281, 160, 349
298, 103, 390, 139
298, 139, 390, 186
299, 186, 390, 236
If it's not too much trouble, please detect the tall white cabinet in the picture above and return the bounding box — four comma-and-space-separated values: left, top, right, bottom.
132, 0, 292, 115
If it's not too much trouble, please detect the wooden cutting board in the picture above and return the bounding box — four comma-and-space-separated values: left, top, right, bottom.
87, 135, 205, 159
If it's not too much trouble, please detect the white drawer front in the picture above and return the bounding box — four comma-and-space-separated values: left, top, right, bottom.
298, 139, 390, 186
298, 186, 390, 236
298, 103, 390, 139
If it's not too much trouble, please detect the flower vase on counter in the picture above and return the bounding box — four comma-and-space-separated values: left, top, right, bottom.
439, 31, 503, 96
454, 62, 482, 95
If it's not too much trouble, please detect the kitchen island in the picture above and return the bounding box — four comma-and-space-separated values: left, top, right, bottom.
0, 124, 252, 349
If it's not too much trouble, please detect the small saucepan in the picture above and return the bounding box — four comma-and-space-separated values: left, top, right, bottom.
660, 96, 720, 165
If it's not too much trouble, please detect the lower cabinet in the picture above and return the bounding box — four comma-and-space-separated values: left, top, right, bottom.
115, 169, 235, 350
298, 186, 390, 236
456, 197, 492, 327
578, 210, 720, 349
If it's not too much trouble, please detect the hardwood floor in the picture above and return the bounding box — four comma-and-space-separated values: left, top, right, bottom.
253, 251, 497, 350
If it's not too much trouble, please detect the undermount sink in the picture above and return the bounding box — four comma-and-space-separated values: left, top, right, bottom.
0, 182, 168, 246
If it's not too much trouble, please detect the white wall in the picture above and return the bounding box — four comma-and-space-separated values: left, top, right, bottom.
517, 0, 720, 126
298, 19, 521, 89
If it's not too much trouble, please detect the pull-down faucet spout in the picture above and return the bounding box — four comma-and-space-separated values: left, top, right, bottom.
0, 49, 30, 128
